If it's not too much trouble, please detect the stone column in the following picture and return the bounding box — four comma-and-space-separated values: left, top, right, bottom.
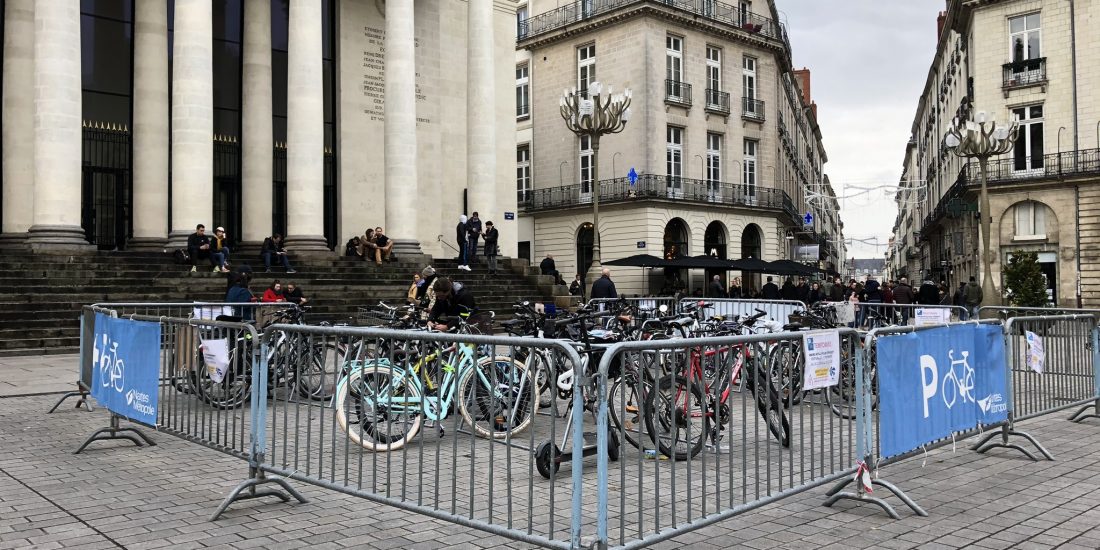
0, 0, 34, 247
241, 0, 273, 248
27, 0, 91, 249
168, 0, 213, 248
128, 0, 170, 251
283, 0, 329, 252
466, 0, 496, 224
384, 0, 421, 255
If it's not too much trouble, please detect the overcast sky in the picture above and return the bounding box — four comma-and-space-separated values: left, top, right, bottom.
779, 1, 945, 260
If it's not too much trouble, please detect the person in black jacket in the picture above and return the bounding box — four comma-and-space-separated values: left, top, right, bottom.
539, 254, 559, 278
456, 215, 469, 270
261, 233, 296, 273
780, 277, 797, 300
761, 276, 781, 299
466, 212, 483, 266
917, 279, 940, 305
186, 224, 212, 272
482, 221, 499, 274
708, 275, 727, 298
428, 277, 477, 330
590, 268, 618, 299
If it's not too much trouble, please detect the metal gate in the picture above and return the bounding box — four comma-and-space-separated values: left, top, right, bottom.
81, 121, 132, 249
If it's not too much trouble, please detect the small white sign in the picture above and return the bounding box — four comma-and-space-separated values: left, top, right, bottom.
914, 307, 952, 327
834, 302, 855, 324
193, 305, 235, 320
802, 330, 841, 391
201, 338, 231, 383
1025, 330, 1045, 374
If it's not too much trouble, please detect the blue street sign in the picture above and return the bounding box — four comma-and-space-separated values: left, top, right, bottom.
628, 167, 638, 186
803, 212, 814, 226
637, 241, 646, 248
504, 212, 515, 220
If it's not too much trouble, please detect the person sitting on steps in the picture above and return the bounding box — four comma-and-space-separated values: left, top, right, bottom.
210, 227, 232, 273
374, 226, 395, 264
357, 228, 380, 263
187, 224, 211, 273
261, 233, 296, 273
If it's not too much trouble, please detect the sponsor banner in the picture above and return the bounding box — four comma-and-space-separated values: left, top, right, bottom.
91, 313, 161, 425
801, 330, 841, 390
877, 324, 1008, 458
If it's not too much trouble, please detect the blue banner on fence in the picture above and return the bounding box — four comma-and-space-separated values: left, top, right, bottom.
90, 313, 161, 425
877, 324, 1008, 458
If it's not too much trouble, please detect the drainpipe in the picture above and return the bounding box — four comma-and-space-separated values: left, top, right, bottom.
1069, 0, 1082, 306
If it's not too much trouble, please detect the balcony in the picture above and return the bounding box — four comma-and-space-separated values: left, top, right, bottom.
704, 89, 730, 115
665, 79, 692, 107
520, 174, 789, 213
1002, 57, 1047, 89
741, 97, 765, 122
518, 0, 780, 43
964, 147, 1100, 185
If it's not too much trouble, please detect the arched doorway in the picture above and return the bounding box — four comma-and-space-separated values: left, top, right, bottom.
661, 218, 690, 295
576, 223, 594, 277
704, 221, 728, 296
740, 223, 764, 295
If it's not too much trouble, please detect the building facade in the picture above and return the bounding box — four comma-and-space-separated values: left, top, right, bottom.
513, 0, 845, 295
0, 0, 519, 258
889, 0, 1100, 307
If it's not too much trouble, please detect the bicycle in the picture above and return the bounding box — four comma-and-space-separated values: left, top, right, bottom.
333, 313, 537, 452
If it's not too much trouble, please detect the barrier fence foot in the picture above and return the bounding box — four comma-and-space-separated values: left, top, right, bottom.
972, 427, 1052, 461
210, 468, 308, 521
48, 388, 94, 413
823, 477, 927, 519
1069, 403, 1100, 424
73, 415, 155, 454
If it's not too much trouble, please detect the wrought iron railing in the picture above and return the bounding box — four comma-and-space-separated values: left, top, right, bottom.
704, 89, 730, 114
520, 174, 788, 212
964, 148, 1100, 184
81, 121, 132, 250
1002, 57, 1047, 87
665, 79, 692, 107
742, 97, 765, 121
518, 0, 779, 41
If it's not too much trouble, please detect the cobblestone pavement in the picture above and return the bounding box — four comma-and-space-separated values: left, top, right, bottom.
3, 382, 1100, 550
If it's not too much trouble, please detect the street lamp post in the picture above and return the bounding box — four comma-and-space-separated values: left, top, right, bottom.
944, 111, 1019, 312
560, 82, 632, 288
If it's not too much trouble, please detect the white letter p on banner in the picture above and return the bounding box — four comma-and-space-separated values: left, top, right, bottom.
920, 355, 938, 418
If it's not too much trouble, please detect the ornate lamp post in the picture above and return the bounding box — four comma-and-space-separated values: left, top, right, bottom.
560, 82, 631, 286
944, 111, 1018, 311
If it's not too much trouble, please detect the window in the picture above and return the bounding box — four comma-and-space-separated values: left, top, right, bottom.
706, 133, 722, 191
743, 139, 757, 198
516, 65, 529, 119
517, 5, 528, 38
1012, 105, 1044, 172
739, 1, 752, 26
742, 56, 757, 101
579, 135, 594, 197
667, 126, 683, 195
517, 145, 531, 203
1009, 13, 1040, 62
706, 46, 721, 106
1014, 201, 1046, 238
578, 44, 596, 97
666, 35, 683, 83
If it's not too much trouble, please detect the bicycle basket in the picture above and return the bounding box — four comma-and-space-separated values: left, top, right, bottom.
357, 307, 395, 327
466, 312, 495, 335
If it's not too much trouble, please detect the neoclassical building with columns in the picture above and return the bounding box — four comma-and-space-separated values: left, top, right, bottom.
1, 0, 518, 257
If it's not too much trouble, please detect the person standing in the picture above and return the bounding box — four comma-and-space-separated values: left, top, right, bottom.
964, 276, 983, 319
761, 276, 781, 299
569, 274, 584, 297
261, 233, 296, 273
590, 268, 618, 299
456, 215, 469, 271
807, 282, 824, 304
780, 277, 797, 300
918, 279, 940, 305
829, 277, 845, 302
466, 211, 483, 267
954, 282, 969, 321
728, 277, 743, 299
893, 277, 915, 323
225, 275, 257, 322
708, 274, 727, 298
407, 273, 422, 303
482, 221, 499, 274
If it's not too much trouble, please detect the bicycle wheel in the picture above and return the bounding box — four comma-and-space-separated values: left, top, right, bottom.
748, 366, 790, 447
767, 341, 804, 406
608, 370, 654, 451
645, 374, 708, 460
826, 360, 858, 420
195, 345, 252, 410
334, 364, 423, 451
297, 342, 339, 400
457, 356, 538, 439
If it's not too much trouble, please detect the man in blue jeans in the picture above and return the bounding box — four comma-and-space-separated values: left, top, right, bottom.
261, 233, 296, 273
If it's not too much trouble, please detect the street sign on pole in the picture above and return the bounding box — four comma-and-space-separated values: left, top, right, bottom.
803, 212, 814, 226
628, 167, 638, 186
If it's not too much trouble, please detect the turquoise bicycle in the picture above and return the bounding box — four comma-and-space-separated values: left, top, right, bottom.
334, 335, 537, 452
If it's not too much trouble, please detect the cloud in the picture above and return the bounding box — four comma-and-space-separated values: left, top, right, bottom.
778, 0, 944, 259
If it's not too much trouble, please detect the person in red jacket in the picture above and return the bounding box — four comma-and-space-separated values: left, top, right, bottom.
262, 280, 286, 303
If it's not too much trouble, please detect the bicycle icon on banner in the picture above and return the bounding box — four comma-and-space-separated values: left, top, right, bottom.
94, 333, 125, 393
920, 349, 976, 417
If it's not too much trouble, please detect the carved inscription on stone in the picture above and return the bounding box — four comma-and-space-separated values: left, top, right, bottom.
361, 26, 430, 124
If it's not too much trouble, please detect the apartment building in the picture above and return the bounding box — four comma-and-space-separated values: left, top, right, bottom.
513, 0, 845, 295
889, 0, 1100, 307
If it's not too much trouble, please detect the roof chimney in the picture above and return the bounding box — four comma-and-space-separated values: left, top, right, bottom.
792, 67, 811, 106
936, 11, 947, 38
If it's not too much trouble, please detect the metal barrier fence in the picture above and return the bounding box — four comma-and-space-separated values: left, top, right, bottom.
587, 297, 679, 314
977, 305, 1100, 321
590, 329, 863, 548
681, 298, 806, 324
